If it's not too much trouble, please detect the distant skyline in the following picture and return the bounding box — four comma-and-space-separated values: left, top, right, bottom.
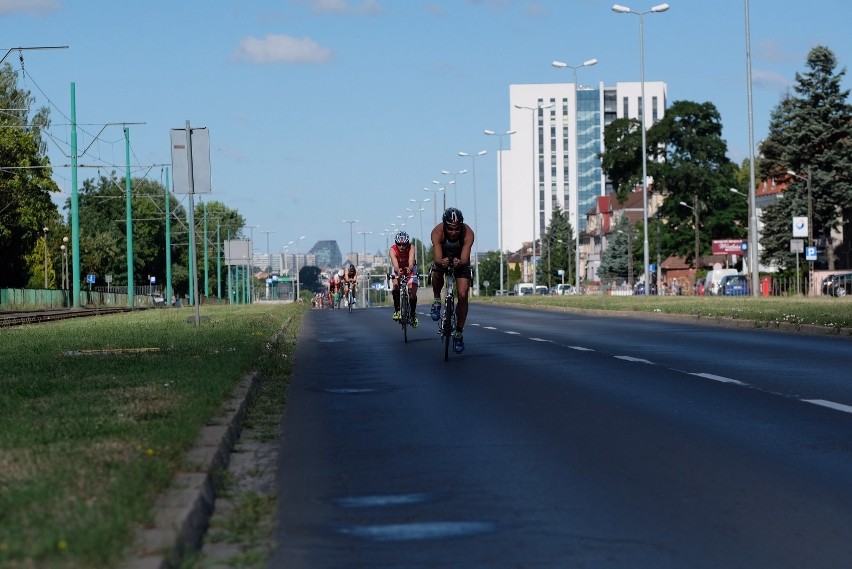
4, 0, 850, 256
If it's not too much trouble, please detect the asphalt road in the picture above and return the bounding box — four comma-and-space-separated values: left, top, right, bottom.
267, 304, 852, 569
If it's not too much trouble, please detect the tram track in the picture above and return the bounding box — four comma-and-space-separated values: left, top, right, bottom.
0, 307, 133, 328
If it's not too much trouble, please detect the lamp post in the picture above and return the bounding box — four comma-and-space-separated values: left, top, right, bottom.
484, 129, 516, 294
744, 0, 759, 297
441, 169, 467, 208
459, 150, 487, 295
261, 230, 275, 275
612, 3, 669, 295
295, 235, 306, 301
342, 219, 358, 264
43, 227, 49, 289
679, 198, 700, 272
61, 236, 69, 290
408, 199, 427, 266
357, 230, 372, 306
787, 168, 813, 293
551, 58, 598, 295
424, 186, 445, 226
514, 103, 554, 288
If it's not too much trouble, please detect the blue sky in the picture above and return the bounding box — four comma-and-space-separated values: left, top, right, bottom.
4, 0, 851, 257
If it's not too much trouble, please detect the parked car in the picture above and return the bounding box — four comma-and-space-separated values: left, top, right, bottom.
551, 283, 576, 295
705, 268, 739, 295
822, 272, 852, 297
719, 274, 750, 296
633, 282, 657, 295
535, 285, 549, 295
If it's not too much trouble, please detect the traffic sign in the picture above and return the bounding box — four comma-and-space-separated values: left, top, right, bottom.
86, 274, 96, 284
806, 246, 817, 261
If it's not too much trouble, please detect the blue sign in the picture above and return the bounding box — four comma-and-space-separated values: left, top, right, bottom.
86, 274, 96, 284
806, 246, 817, 261
741, 242, 748, 251
649, 263, 656, 273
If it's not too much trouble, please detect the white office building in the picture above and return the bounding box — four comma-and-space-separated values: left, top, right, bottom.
502, 81, 667, 256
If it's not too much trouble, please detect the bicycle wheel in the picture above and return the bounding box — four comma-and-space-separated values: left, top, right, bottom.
348, 289, 354, 313
400, 286, 410, 343
443, 297, 454, 361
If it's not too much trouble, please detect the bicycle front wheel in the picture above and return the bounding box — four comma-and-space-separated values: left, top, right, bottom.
443, 298, 454, 361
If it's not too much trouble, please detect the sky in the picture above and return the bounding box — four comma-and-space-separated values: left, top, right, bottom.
4, 0, 851, 260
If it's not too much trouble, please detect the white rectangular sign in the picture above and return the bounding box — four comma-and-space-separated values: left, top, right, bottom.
224, 240, 251, 265
170, 127, 212, 194
792, 216, 808, 238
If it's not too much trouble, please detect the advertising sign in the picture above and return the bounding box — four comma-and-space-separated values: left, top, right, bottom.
792, 216, 808, 238
712, 239, 746, 255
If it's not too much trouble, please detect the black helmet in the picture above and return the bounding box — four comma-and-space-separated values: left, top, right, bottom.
443, 207, 464, 224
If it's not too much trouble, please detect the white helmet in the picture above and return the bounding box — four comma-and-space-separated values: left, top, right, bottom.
338, 269, 344, 277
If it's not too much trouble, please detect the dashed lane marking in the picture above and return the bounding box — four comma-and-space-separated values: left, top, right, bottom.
803, 399, 852, 414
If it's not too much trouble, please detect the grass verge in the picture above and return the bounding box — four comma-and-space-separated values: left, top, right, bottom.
477, 294, 852, 333
0, 303, 306, 569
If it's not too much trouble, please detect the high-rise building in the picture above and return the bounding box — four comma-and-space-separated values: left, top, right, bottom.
308, 240, 343, 269
503, 81, 667, 254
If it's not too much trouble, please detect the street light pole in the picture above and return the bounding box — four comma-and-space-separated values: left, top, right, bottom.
295, 235, 305, 301
551, 58, 598, 294
514, 103, 554, 288
43, 226, 49, 289
612, 3, 669, 295
679, 198, 700, 272
342, 219, 358, 265
423, 186, 445, 226
484, 129, 516, 294
744, 0, 760, 297
357, 230, 372, 306
459, 150, 487, 295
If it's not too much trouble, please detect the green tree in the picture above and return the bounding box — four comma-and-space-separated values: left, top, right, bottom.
536, 205, 575, 287
599, 216, 639, 283
646, 100, 743, 267
0, 63, 61, 287
475, 251, 505, 295
758, 45, 852, 270
600, 117, 644, 203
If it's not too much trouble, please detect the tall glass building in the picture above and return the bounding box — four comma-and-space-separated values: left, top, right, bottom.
504, 81, 667, 256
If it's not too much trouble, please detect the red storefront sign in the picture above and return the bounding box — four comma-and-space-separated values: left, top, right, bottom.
712, 239, 746, 255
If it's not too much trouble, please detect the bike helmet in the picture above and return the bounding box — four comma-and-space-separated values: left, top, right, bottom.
338, 269, 344, 277
347, 264, 356, 275
395, 231, 410, 245
443, 207, 464, 224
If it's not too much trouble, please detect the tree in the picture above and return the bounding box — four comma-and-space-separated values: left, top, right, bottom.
646, 100, 743, 267
536, 205, 575, 287
299, 265, 324, 293
599, 216, 638, 283
0, 63, 61, 287
475, 251, 505, 295
600, 117, 644, 203
759, 45, 852, 270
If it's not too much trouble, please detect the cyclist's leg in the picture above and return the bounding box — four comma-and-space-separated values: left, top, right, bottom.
455, 272, 471, 332
391, 277, 401, 319
429, 263, 443, 321
408, 274, 419, 327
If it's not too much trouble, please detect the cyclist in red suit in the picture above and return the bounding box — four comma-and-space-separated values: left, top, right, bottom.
430, 207, 474, 354
389, 231, 419, 328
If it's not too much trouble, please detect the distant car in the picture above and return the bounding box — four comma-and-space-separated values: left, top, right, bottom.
822, 272, 852, 297
552, 283, 576, 295
535, 285, 549, 295
719, 274, 750, 296
633, 282, 657, 295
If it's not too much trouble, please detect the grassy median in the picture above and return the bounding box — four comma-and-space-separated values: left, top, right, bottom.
478, 294, 852, 333
0, 303, 306, 569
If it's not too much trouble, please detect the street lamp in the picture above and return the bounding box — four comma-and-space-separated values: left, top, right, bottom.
679, 198, 700, 272
612, 2, 669, 295
357, 230, 372, 306
514, 103, 554, 289
744, 0, 760, 297
61, 236, 69, 291
551, 58, 597, 295
787, 168, 813, 293
459, 150, 487, 295
408, 198, 428, 266
43, 226, 49, 289
484, 129, 516, 294
261, 230, 276, 275
441, 169, 467, 208
342, 219, 358, 264
424, 186, 445, 226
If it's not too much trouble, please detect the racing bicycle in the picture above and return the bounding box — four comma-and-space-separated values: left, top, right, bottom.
397, 272, 412, 343
438, 265, 457, 361
346, 284, 355, 313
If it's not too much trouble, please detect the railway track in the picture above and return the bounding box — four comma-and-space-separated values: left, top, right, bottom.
0, 307, 133, 328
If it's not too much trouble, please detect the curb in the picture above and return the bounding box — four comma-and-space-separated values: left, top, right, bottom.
119, 372, 261, 569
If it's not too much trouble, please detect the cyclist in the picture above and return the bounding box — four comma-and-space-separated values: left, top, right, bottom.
335, 269, 345, 308
343, 264, 358, 307
430, 207, 474, 354
389, 230, 419, 328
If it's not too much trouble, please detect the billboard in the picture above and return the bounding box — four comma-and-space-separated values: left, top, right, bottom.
712, 239, 746, 255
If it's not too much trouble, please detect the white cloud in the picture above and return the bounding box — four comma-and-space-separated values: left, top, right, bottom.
232, 34, 333, 64
0, 0, 61, 16
752, 69, 789, 91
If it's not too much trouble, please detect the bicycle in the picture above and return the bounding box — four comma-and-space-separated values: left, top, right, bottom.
397, 271, 412, 343
347, 284, 355, 313
438, 266, 457, 361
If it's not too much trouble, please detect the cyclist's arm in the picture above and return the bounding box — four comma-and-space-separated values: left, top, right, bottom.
389, 247, 401, 275
406, 245, 416, 272
430, 224, 446, 266
459, 224, 475, 266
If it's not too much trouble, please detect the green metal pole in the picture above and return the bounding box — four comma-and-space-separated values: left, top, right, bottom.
165, 167, 172, 306
203, 202, 209, 297
216, 223, 222, 299
70, 83, 81, 308
124, 127, 134, 308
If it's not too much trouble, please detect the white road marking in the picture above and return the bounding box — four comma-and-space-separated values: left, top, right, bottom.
803, 399, 852, 414
614, 355, 654, 364
690, 372, 748, 386
504, 331, 521, 335
482, 326, 497, 330
530, 337, 552, 342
